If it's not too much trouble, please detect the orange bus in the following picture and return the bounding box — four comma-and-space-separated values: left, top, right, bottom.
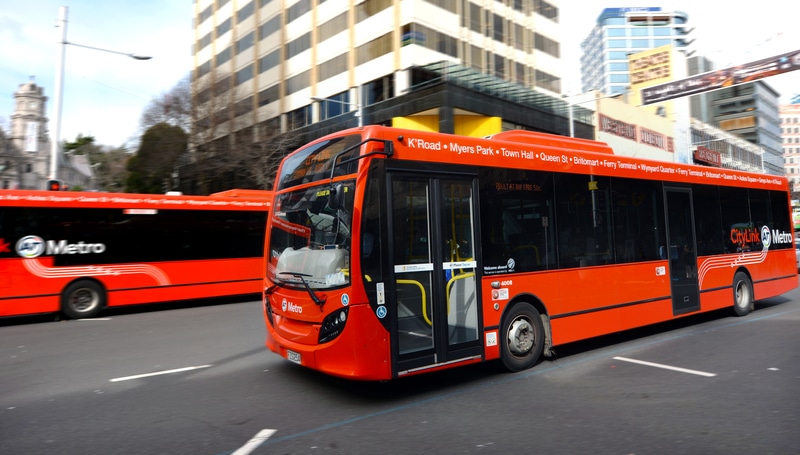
262, 126, 796, 380
0, 189, 271, 319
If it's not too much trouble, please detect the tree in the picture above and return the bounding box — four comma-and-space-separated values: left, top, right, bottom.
139, 76, 192, 134
62, 134, 130, 192
126, 123, 187, 194
139, 70, 301, 194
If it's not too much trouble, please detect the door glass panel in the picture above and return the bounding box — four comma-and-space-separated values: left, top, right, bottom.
441, 180, 479, 346
666, 189, 700, 314
392, 178, 434, 355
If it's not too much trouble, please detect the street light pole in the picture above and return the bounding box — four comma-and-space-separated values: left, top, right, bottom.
49, 6, 152, 182
50, 6, 68, 181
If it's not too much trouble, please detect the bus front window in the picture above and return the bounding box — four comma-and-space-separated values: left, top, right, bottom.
268, 181, 354, 289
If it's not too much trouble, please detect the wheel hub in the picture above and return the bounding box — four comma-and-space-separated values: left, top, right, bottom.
507, 318, 534, 355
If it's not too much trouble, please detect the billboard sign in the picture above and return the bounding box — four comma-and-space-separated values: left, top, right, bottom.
641, 49, 800, 105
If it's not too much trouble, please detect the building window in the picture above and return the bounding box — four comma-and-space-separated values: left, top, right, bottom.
236, 64, 254, 85
259, 15, 281, 40
258, 49, 280, 73
319, 12, 347, 42
286, 32, 311, 59
258, 84, 280, 107
285, 70, 310, 95
318, 53, 347, 81
534, 33, 560, 58
237, 1, 255, 22
236, 31, 255, 53
319, 91, 350, 120
356, 0, 392, 22
217, 18, 231, 37
287, 0, 311, 23
216, 46, 232, 67
287, 105, 312, 129
356, 32, 393, 65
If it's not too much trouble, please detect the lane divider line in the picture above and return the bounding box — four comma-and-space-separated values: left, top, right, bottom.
233, 429, 277, 455
109, 364, 213, 382
612, 356, 716, 377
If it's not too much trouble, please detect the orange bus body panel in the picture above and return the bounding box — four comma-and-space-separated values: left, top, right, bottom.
0, 189, 271, 318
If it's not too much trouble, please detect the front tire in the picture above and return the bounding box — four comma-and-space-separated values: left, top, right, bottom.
500, 302, 545, 372
62, 280, 106, 319
732, 271, 753, 317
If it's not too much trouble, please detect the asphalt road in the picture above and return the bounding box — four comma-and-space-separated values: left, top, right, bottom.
1, 286, 799, 455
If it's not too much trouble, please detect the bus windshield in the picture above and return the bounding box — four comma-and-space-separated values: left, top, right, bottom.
268, 180, 355, 290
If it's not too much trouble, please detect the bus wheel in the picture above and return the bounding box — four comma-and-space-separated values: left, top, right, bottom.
732, 272, 753, 317
500, 303, 545, 372
62, 280, 106, 319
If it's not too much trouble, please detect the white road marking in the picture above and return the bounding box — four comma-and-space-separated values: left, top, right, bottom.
613, 356, 717, 377
78, 318, 112, 321
233, 429, 277, 455
109, 364, 213, 382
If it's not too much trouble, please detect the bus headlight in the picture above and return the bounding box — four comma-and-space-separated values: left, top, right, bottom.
319, 307, 349, 344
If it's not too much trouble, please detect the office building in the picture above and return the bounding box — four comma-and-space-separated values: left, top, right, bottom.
580, 7, 693, 95
190, 0, 591, 151
781, 102, 800, 194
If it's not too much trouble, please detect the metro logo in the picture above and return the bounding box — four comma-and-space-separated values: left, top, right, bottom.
15, 235, 106, 258
47, 240, 106, 255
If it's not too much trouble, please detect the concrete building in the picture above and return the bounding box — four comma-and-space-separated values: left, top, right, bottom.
780, 102, 800, 195
2, 78, 95, 191
712, 81, 783, 175
580, 7, 693, 96
189, 0, 596, 150
4, 78, 51, 190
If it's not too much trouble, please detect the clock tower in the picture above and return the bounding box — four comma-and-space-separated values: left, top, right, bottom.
7, 77, 50, 189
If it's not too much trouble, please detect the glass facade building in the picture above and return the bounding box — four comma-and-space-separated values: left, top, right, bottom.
580, 7, 692, 95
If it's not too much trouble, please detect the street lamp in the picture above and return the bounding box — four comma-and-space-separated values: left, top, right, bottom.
49, 6, 151, 182
310, 87, 363, 127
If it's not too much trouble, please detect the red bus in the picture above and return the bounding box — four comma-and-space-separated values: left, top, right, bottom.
0, 189, 271, 319
262, 126, 796, 380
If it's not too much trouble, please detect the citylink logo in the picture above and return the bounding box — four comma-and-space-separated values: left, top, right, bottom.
15, 235, 106, 258
16, 235, 45, 258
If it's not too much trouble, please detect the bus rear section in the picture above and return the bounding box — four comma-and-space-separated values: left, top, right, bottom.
0, 189, 271, 319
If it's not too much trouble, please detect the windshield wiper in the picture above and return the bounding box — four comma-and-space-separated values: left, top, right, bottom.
278, 272, 327, 306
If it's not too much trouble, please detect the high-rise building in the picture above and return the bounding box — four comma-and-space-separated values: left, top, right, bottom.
580, 7, 693, 95
780, 102, 800, 195
190, 0, 577, 146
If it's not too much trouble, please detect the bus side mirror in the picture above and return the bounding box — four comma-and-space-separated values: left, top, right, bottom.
328, 183, 344, 210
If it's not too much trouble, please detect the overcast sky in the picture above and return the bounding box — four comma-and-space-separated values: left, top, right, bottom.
0, 1, 797, 148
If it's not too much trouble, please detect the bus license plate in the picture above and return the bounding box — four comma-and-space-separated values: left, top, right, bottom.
287, 350, 301, 364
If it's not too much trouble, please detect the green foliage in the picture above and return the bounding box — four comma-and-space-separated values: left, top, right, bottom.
63, 134, 96, 154
126, 122, 187, 194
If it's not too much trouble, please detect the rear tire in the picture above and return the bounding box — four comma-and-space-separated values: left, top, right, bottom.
732, 271, 753, 317
500, 302, 545, 372
62, 280, 106, 319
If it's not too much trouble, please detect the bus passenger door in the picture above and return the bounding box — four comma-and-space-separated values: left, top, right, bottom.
388, 174, 482, 375
665, 187, 700, 315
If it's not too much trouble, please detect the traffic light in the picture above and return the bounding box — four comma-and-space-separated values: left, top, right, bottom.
47, 179, 63, 191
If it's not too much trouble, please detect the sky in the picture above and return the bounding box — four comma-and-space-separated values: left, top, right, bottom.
1, 1, 798, 148
0, 1, 190, 148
